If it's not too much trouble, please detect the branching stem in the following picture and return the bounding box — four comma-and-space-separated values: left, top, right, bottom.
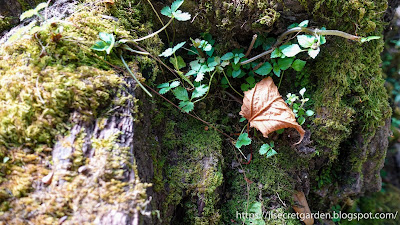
241, 27, 362, 65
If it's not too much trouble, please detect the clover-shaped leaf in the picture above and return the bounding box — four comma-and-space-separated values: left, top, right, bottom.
236, 133, 252, 149
157, 81, 180, 94
161, 0, 191, 21
160, 41, 186, 57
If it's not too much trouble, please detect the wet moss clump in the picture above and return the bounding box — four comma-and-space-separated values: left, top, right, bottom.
341, 184, 400, 225
220, 140, 307, 224
162, 114, 224, 224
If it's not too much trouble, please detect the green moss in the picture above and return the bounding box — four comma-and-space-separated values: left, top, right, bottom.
307, 0, 391, 156
0, 17, 12, 33
163, 116, 224, 224
220, 140, 307, 224
0, 0, 156, 222
342, 184, 400, 225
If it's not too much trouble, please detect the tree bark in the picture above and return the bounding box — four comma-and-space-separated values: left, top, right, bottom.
0, 0, 397, 224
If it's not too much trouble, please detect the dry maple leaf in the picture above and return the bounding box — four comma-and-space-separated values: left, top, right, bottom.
239, 77, 305, 144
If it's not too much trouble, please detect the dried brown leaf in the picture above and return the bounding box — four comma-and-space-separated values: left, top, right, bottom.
292, 191, 314, 225
239, 77, 304, 144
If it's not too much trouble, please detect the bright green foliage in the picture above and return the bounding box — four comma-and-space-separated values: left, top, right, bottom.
159, 41, 186, 57
281, 44, 302, 57
360, 36, 381, 43
161, 0, 191, 21
192, 84, 208, 99
236, 133, 251, 149
169, 56, 186, 70
243, 202, 265, 225
91, 32, 116, 54
172, 85, 209, 112
241, 76, 256, 92
20, 2, 48, 21
255, 62, 272, 75
292, 59, 306, 71
297, 35, 317, 48
286, 88, 314, 125
259, 142, 277, 158
157, 81, 180, 94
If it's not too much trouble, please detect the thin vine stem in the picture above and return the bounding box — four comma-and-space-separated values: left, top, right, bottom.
193, 71, 217, 103
277, 71, 284, 89
223, 71, 244, 98
120, 54, 153, 97
132, 17, 174, 42
145, 0, 170, 43
241, 27, 362, 65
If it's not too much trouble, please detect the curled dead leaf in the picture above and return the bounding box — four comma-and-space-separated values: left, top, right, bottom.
292, 191, 314, 225
239, 77, 305, 144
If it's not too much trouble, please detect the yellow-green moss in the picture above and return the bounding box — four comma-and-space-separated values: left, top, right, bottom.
0, 17, 12, 33
0, 0, 158, 222
341, 184, 400, 225
220, 141, 305, 224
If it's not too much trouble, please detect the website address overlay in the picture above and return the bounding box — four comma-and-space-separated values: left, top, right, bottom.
236, 211, 398, 222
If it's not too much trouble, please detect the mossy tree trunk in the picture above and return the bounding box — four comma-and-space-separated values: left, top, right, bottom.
0, 0, 397, 224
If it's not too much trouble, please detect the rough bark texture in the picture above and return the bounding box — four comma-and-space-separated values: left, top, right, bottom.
0, 0, 398, 224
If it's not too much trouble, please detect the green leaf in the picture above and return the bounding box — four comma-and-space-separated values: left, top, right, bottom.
161, 6, 173, 17
254, 62, 272, 75
20, 9, 37, 21
173, 41, 186, 52
192, 84, 209, 99
259, 144, 270, 155
271, 48, 283, 58
232, 69, 242, 78
245, 76, 255, 85
236, 133, 251, 149
239, 117, 246, 122
298, 20, 309, 27
278, 57, 294, 70
179, 101, 194, 112
157, 82, 170, 89
170, 81, 180, 88
297, 34, 317, 48
273, 62, 281, 77
29, 26, 41, 34
266, 148, 277, 158
281, 44, 302, 57
288, 23, 299, 29
99, 32, 114, 44
234, 53, 245, 64
308, 47, 320, 59
292, 59, 306, 71
160, 42, 185, 57
306, 110, 315, 116
298, 116, 305, 125
170, 56, 186, 70
221, 52, 234, 61
173, 87, 189, 101
360, 36, 381, 43
171, 0, 184, 12
241, 83, 250, 92
173, 11, 191, 21
276, 128, 284, 134
91, 41, 109, 52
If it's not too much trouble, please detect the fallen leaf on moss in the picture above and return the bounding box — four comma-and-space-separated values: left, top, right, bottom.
239, 77, 304, 144
292, 191, 314, 225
